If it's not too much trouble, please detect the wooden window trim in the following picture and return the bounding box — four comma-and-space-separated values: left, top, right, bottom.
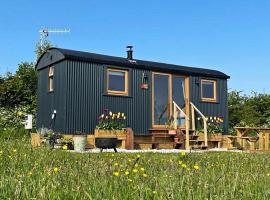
107, 68, 128, 96
151, 72, 190, 129
48, 66, 54, 92
201, 79, 217, 102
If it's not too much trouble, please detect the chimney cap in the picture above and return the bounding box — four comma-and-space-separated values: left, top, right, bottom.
126, 45, 133, 50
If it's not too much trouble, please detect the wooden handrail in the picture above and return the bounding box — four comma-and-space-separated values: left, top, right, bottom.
190, 102, 208, 147
172, 101, 190, 149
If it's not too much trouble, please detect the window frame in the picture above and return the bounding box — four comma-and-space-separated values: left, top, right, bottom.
48, 66, 54, 92
106, 68, 129, 96
200, 79, 217, 102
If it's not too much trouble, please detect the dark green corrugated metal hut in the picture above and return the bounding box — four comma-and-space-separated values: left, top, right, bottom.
36, 47, 230, 135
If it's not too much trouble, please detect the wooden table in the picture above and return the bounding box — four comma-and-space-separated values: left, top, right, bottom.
235, 127, 270, 151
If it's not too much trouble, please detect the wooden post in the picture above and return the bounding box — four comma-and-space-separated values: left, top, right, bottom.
204, 120, 208, 147
265, 132, 269, 151
258, 132, 264, 150
191, 105, 195, 131
185, 116, 190, 150
173, 103, 177, 130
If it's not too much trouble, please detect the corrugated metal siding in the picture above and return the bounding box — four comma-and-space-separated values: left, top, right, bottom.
37, 61, 67, 132
189, 77, 228, 134
37, 58, 228, 135
65, 60, 151, 135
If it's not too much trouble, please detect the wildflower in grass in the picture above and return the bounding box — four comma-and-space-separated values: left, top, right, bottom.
267, 173, 270, 177
122, 113, 125, 117
13, 149, 17, 153
135, 163, 138, 167
114, 163, 119, 166
111, 154, 114, 157
8, 155, 12, 159
143, 173, 148, 177
194, 165, 199, 170
128, 179, 132, 182
53, 167, 60, 173
136, 154, 141, 158
125, 171, 130, 176
62, 145, 68, 150
180, 152, 186, 156
113, 171, 120, 176
133, 169, 138, 173
178, 160, 183, 165
181, 164, 187, 168
28, 172, 32, 176
128, 159, 132, 162
153, 191, 157, 194
140, 167, 145, 171
0, 150, 3, 154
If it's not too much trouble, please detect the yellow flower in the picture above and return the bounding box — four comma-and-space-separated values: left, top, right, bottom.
118, 112, 120, 116
180, 152, 186, 156
0, 150, 3, 154
143, 173, 148, 177
62, 145, 68, 150
135, 163, 138, 167
267, 173, 270, 177
133, 169, 138, 173
122, 113, 125, 117
128, 159, 132, 162
153, 191, 157, 194
114, 163, 119, 166
117, 115, 120, 119
194, 165, 199, 170
178, 161, 183, 165
109, 111, 113, 116
8, 155, 12, 159
125, 171, 130, 176
113, 171, 120, 176
13, 149, 17, 153
136, 154, 141, 158
53, 167, 60, 173
123, 116, 126, 120
140, 167, 145, 171
28, 172, 32, 176
181, 164, 187, 168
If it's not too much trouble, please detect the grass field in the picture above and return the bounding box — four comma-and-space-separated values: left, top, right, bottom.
0, 135, 269, 199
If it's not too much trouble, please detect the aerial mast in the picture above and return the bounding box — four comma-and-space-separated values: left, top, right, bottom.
39, 28, 70, 47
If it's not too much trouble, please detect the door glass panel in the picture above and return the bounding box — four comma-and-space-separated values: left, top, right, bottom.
172, 76, 186, 126
153, 74, 169, 125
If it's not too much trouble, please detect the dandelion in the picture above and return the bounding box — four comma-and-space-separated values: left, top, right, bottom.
194, 165, 199, 170
53, 167, 60, 173
180, 152, 186, 156
114, 163, 119, 166
267, 173, 270, 177
62, 145, 68, 150
153, 191, 157, 194
181, 164, 187, 168
133, 169, 138, 173
143, 173, 148, 177
178, 160, 183, 165
0, 150, 3, 154
113, 171, 120, 176
125, 171, 130, 175
13, 149, 17, 153
136, 154, 141, 158
8, 155, 12, 159
140, 167, 145, 171
128, 159, 132, 162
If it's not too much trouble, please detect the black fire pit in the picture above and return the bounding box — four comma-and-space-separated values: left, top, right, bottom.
95, 138, 118, 152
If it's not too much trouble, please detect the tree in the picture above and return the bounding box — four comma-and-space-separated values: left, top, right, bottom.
35, 40, 53, 60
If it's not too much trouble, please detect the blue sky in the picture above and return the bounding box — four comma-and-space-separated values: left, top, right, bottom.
0, 0, 270, 94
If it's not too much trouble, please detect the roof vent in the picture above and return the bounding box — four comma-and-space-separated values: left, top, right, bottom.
126, 45, 133, 60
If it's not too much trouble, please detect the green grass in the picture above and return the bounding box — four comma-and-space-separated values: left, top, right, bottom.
0, 137, 269, 199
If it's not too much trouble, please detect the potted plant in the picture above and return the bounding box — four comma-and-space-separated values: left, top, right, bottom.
73, 131, 87, 152
95, 110, 126, 152
62, 137, 74, 150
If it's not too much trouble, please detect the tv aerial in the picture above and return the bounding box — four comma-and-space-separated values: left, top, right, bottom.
39, 28, 70, 47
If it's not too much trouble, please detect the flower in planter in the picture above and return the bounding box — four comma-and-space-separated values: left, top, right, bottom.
96, 110, 127, 130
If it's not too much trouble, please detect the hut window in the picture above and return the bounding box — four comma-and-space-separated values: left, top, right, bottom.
107, 68, 128, 95
201, 79, 216, 102
48, 66, 54, 92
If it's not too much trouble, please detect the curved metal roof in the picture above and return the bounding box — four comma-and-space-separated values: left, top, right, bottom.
36, 48, 230, 79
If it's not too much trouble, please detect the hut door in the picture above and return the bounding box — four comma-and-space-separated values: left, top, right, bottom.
152, 73, 189, 128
